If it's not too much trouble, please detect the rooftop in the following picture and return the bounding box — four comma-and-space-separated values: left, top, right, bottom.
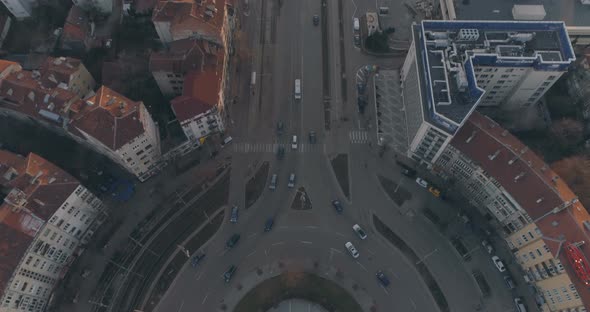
152, 0, 227, 43
39, 56, 83, 89
450, 112, 590, 305
455, 0, 590, 27
70, 86, 146, 150
412, 20, 575, 134
149, 38, 220, 73
0, 151, 80, 299
62, 5, 89, 43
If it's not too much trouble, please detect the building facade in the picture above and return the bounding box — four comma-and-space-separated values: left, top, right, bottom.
0, 0, 34, 20
435, 111, 590, 311
0, 151, 107, 312
400, 20, 575, 167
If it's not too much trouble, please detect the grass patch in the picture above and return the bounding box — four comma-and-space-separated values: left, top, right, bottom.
373, 215, 449, 312
377, 175, 412, 206
245, 161, 270, 208
234, 272, 362, 312
330, 154, 349, 199
290, 187, 312, 210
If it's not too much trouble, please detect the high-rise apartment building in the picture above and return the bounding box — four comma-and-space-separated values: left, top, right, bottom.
401, 20, 575, 166
0, 0, 34, 19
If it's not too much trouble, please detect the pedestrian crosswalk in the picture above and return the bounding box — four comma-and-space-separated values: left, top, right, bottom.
231, 142, 321, 153
349, 131, 369, 144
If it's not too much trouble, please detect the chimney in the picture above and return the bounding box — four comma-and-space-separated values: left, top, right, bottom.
48, 177, 56, 184
488, 149, 500, 160
551, 176, 559, 184
508, 155, 518, 165
30, 171, 43, 184
536, 197, 544, 204
514, 172, 526, 182
501, 130, 508, 137
466, 130, 477, 143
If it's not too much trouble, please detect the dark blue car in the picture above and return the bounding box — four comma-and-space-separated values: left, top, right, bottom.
376, 271, 390, 287
332, 199, 343, 214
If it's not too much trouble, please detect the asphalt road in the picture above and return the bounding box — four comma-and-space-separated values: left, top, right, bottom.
153, 0, 516, 311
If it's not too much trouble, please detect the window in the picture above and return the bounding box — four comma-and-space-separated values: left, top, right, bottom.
484, 68, 493, 72
50, 232, 57, 240
536, 249, 542, 256
542, 81, 551, 86
145, 144, 152, 150
544, 245, 550, 253
63, 223, 70, 231
505, 69, 514, 73
528, 232, 534, 239
25, 256, 33, 265
43, 229, 50, 237
548, 75, 557, 80
500, 75, 509, 78
497, 80, 505, 84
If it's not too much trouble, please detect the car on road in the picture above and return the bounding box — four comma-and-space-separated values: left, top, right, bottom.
415, 177, 428, 188
514, 297, 527, 312
291, 135, 298, 150
400, 167, 416, 177
309, 131, 316, 144
288, 173, 296, 188
276, 146, 285, 159
375, 271, 390, 287
481, 240, 493, 254
269, 174, 278, 190
277, 121, 284, 135
313, 14, 319, 25
352, 224, 367, 240
224, 265, 237, 283
191, 253, 205, 267
491, 256, 506, 272
428, 186, 441, 197
345, 242, 359, 258
226, 234, 241, 248
230, 205, 239, 223
221, 136, 233, 147
331, 199, 343, 214
264, 218, 274, 232
504, 276, 515, 289
353, 34, 361, 46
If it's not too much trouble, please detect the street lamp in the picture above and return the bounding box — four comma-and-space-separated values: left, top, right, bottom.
177, 245, 190, 258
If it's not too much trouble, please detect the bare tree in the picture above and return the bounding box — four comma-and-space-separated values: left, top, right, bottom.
549, 118, 584, 152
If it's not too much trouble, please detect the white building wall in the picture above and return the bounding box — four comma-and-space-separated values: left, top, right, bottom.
151, 71, 183, 96
180, 110, 224, 145
0, 0, 33, 19
153, 21, 173, 44
504, 70, 562, 110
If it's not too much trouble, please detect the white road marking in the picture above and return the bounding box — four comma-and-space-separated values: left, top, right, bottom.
335, 232, 345, 237
278, 225, 289, 229
305, 225, 318, 229
387, 268, 399, 279
247, 250, 256, 258
195, 272, 203, 280
381, 285, 389, 295
265, 249, 268, 256
367, 248, 375, 255
272, 241, 285, 246
409, 297, 417, 309
330, 248, 343, 254
202, 292, 209, 304
300, 240, 313, 244
177, 300, 185, 311
356, 261, 368, 272
248, 233, 258, 239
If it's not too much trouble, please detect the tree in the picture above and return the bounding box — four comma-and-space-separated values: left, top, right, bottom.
549, 118, 584, 153
365, 31, 390, 53
551, 156, 590, 208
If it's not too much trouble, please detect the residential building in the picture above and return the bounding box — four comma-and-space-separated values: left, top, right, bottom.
0, 0, 34, 20
0, 151, 107, 312
152, 0, 230, 45
0, 13, 12, 48
72, 0, 113, 13
400, 20, 575, 166
435, 111, 589, 311
69, 86, 162, 182
60, 6, 91, 54
39, 56, 96, 98
565, 51, 590, 125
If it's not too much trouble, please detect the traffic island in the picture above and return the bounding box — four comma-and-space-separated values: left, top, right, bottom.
234, 272, 362, 312
245, 161, 270, 208
373, 215, 449, 312
330, 154, 350, 199
290, 187, 312, 210
377, 175, 412, 206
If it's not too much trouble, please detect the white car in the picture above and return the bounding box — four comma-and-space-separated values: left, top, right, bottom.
492, 256, 506, 272
291, 135, 298, 150
288, 173, 296, 188
481, 240, 493, 254
415, 177, 428, 188
352, 224, 367, 240
345, 242, 360, 258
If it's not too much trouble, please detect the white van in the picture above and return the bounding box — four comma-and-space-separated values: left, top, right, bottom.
291, 135, 298, 150
294, 79, 301, 100
269, 174, 277, 190
353, 18, 360, 31
514, 297, 527, 312
222, 136, 233, 147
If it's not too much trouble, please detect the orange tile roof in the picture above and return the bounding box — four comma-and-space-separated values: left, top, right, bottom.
0, 150, 80, 298
149, 38, 207, 73
0, 60, 19, 74
62, 6, 89, 43
170, 95, 211, 122
70, 86, 146, 150
450, 111, 590, 307
152, 0, 226, 43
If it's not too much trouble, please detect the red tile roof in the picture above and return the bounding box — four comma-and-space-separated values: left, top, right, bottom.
450, 111, 590, 307
0, 150, 80, 299
0, 60, 19, 74
450, 111, 564, 220
170, 95, 211, 122
39, 56, 83, 89
149, 38, 214, 73
70, 86, 146, 150
62, 6, 89, 43
152, 0, 226, 43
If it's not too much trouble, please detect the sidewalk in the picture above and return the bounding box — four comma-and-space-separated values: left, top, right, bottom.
54, 152, 230, 312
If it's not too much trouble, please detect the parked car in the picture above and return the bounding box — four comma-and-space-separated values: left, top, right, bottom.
514, 297, 527, 312
309, 131, 317, 144
415, 177, 428, 188
332, 199, 343, 214
230, 205, 239, 223
481, 240, 493, 254
345, 242, 360, 258
264, 218, 274, 232
277, 121, 284, 135
287, 173, 296, 188
428, 186, 440, 197
401, 167, 416, 177
269, 174, 278, 190
313, 14, 319, 25
504, 276, 515, 289
291, 135, 298, 150
276, 146, 285, 159
375, 271, 390, 287
224, 265, 237, 283
226, 234, 241, 248
352, 224, 367, 240
491, 256, 506, 272
191, 253, 206, 267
